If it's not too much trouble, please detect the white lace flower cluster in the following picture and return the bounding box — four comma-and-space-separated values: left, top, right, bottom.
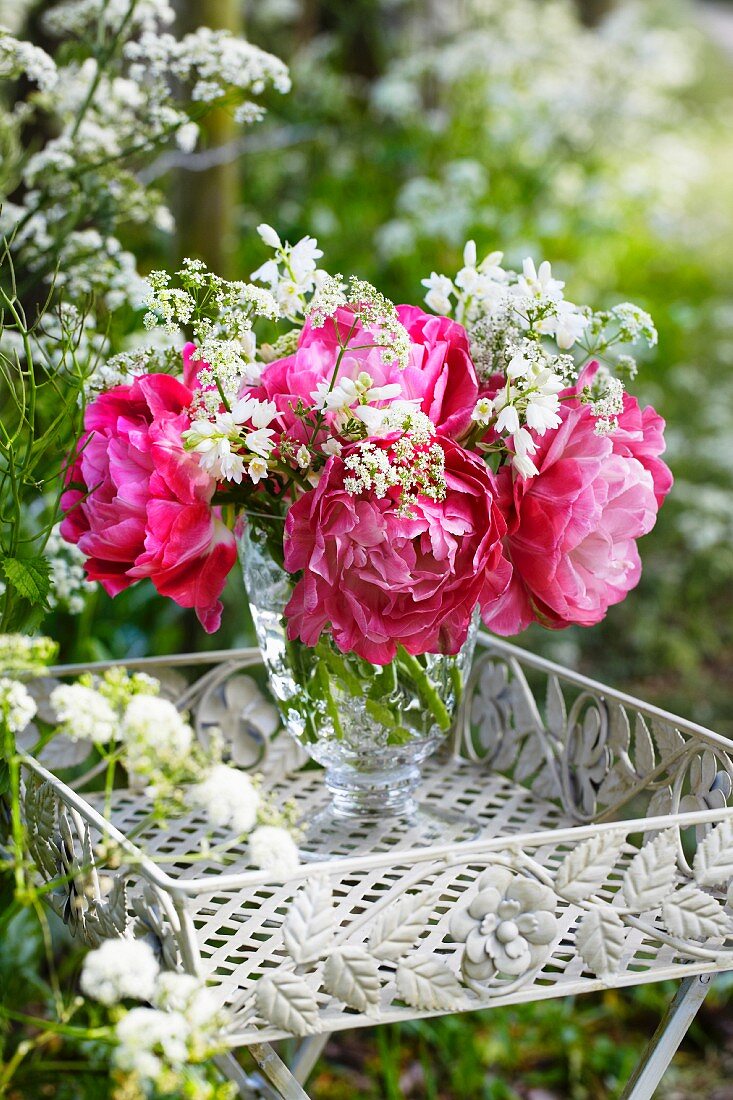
0, 633, 57, 674
0, 6, 290, 378
81, 937, 226, 1089
42, 0, 175, 38
125, 25, 290, 117
344, 413, 446, 518
0, 677, 37, 734
189, 763, 298, 871
44, 524, 96, 615
426, 241, 657, 474
144, 261, 280, 420
306, 275, 412, 371
0, 28, 57, 90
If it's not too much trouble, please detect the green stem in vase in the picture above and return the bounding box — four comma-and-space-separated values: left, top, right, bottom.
314, 660, 344, 740
317, 639, 364, 697
395, 648, 452, 732
449, 662, 464, 708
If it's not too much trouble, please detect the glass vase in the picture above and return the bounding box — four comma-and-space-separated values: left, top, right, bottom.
237, 519, 479, 856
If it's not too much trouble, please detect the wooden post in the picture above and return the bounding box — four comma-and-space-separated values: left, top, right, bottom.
174, 0, 242, 277
574, 0, 616, 26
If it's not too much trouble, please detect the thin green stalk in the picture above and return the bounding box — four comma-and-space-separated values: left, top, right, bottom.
70, 0, 141, 140
313, 662, 344, 739
0, 1008, 113, 1042
395, 649, 452, 731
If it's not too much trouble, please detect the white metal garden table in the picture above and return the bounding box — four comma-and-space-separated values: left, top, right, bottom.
19, 633, 733, 1099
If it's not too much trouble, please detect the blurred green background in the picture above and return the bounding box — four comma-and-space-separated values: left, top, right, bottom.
28, 0, 733, 1095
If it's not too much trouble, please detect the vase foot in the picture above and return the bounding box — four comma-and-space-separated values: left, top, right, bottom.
296, 800, 480, 861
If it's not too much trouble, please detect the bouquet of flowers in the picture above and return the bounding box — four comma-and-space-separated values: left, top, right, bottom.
60, 230, 672, 830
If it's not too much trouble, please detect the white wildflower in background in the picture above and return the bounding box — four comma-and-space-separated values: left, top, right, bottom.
50, 683, 118, 744
42, 0, 176, 38
153, 972, 222, 1034
115, 1007, 189, 1078
191, 763, 260, 834
249, 825, 299, 875
0, 634, 57, 674
2, 10, 291, 327
45, 524, 96, 614
0, 30, 57, 90
80, 937, 160, 1006
0, 678, 37, 733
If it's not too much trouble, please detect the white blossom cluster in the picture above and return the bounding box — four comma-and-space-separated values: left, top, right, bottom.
50, 682, 119, 744
0, 6, 290, 384
80, 937, 226, 1088
42, 0, 175, 38
251, 223, 328, 319
0, 633, 57, 673
182, 394, 279, 487
0, 28, 57, 90
344, 418, 446, 518
143, 261, 280, 417
311, 371, 403, 435
0, 677, 37, 734
45, 524, 96, 614
122, 694, 194, 776
306, 275, 412, 371
426, 241, 656, 473
80, 936, 161, 1006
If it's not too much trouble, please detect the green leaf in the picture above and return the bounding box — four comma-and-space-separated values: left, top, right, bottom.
3, 556, 51, 606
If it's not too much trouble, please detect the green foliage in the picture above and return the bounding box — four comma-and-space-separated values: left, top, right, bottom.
3, 557, 51, 607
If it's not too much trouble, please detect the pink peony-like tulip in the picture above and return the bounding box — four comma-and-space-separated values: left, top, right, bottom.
60, 374, 236, 632
282, 435, 511, 664
248, 304, 478, 444
481, 372, 672, 634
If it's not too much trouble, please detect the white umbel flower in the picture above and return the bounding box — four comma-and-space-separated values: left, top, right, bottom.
50, 683, 118, 743
80, 937, 160, 1006
248, 825, 299, 876
0, 678, 37, 734
192, 763, 260, 834
154, 972, 221, 1031
115, 1006, 190, 1072
121, 695, 192, 772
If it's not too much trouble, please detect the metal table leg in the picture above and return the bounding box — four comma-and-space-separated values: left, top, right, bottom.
291, 1034, 330, 1086
214, 1051, 282, 1099
620, 974, 713, 1100
249, 1042, 312, 1100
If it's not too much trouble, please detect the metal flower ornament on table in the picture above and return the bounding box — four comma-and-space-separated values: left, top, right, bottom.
449, 867, 558, 981
680, 751, 732, 816
197, 673, 280, 770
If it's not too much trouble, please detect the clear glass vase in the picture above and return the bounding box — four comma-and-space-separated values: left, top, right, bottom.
237, 519, 479, 856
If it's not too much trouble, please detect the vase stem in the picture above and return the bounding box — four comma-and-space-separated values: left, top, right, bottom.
325, 764, 421, 819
